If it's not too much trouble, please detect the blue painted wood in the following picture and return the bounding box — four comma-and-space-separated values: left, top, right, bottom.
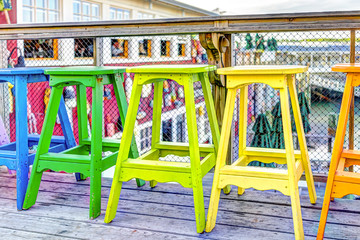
15, 75, 29, 210
0, 150, 17, 159
0, 142, 16, 151
0, 158, 16, 170
0, 67, 78, 210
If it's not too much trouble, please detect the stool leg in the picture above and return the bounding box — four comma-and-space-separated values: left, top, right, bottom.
317, 74, 354, 239
113, 77, 145, 187
77, 85, 89, 145
58, 96, 83, 181
89, 80, 103, 219
287, 76, 317, 204
105, 79, 143, 223
15, 76, 29, 210
184, 79, 205, 233
149, 81, 163, 188
279, 88, 304, 240
23, 87, 63, 209
206, 88, 237, 233
238, 85, 248, 195
200, 73, 231, 194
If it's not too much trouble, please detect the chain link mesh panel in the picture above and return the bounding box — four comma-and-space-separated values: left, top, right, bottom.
0, 31, 357, 176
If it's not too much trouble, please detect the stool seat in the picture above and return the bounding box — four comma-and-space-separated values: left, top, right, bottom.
45, 66, 124, 75
0, 67, 76, 210
331, 63, 360, 72
105, 64, 220, 233
217, 65, 308, 75
23, 66, 144, 219
206, 65, 316, 240
317, 64, 360, 239
126, 64, 216, 73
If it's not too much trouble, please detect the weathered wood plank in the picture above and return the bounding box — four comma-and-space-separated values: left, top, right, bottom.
0, 226, 70, 240
0, 180, 358, 239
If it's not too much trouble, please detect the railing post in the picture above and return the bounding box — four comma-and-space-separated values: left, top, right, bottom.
199, 24, 233, 164
349, 29, 355, 172
94, 37, 103, 66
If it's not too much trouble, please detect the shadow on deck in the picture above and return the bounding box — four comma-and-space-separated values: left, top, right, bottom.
0, 166, 359, 240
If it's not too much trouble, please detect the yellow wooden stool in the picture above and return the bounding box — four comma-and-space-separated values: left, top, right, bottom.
206, 65, 317, 240
317, 63, 360, 239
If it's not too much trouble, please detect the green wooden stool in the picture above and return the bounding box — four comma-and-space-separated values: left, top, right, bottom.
23, 66, 145, 219
105, 64, 220, 233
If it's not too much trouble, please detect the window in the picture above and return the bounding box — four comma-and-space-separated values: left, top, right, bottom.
24, 39, 58, 59
139, 39, 152, 57
23, 0, 59, 23
74, 38, 94, 58
162, 119, 172, 142
178, 43, 185, 57
110, 7, 130, 20
176, 114, 185, 142
73, 0, 100, 21
160, 40, 170, 57
137, 12, 154, 19
140, 126, 152, 151
111, 39, 128, 58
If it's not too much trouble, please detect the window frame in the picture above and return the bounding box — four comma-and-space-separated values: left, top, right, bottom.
23, 39, 59, 60
160, 40, 171, 57
139, 39, 152, 57
110, 39, 129, 59
73, 0, 101, 21
109, 7, 131, 20
74, 38, 95, 59
22, 0, 60, 23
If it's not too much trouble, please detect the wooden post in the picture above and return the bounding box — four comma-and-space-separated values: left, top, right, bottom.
94, 37, 103, 67
199, 26, 232, 165
349, 30, 355, 172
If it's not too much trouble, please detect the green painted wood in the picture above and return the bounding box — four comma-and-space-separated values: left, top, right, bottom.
25, 68, 143, 219
89, 78, 103, 219
183, 78, 206, 233
149, 81, 164, 188
76, 84, 89, 145
126, 64, 215, 74
106, 67, 217, 233
23, 87, 63, 209
45, 66, 126, 75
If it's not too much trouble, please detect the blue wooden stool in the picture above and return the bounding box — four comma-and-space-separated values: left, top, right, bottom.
0, 68, 76, 210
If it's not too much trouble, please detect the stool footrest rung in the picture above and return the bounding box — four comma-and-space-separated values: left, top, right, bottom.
220, 165, 289, 179
122, 159, 192, 172
244, 147, 301, 159
341, 149, 360, 160
154, 142, 214, 153
39, 153, 91, 164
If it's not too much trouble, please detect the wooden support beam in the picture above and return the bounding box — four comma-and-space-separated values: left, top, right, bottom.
349, 29, 355, 172
1, 11, 360, 39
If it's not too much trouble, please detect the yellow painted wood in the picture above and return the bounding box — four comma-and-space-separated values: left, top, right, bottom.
238, 86, 248, 195
207, 65, 315, 239
217, 65, 308, 75
205, 88, 237, 233
279, 87, 304, 240
106, 65, 219, 233
287, 75, 317, 204
149, 81, 163, 188
218, 174, 290, 196
105, 76, 143, 224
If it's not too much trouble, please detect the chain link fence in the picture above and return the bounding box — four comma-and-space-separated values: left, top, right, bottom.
0, 30, 358, 177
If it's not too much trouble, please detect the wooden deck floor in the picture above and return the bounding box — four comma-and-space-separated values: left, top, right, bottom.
0, 167, 360, 240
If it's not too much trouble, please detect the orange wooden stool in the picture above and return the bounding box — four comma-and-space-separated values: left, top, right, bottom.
317, 63, 360, 239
